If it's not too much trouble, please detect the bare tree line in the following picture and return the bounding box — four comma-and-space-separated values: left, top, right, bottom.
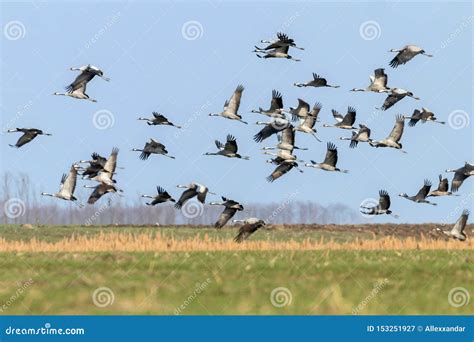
1, 173, 361, 225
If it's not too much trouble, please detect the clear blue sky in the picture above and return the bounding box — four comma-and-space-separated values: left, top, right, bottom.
1, 1, 472, 223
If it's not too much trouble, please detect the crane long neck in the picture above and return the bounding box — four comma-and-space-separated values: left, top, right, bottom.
41, 192, 56, 197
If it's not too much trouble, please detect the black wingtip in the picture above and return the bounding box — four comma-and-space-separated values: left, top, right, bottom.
327, 142, 337, 150
389, 58, 399, 68
253, 133, 264, 143
233, 235, 243, 243
349, 140, 358, 149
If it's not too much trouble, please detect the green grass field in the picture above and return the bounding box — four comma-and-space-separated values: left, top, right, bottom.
0, 226, 472, 315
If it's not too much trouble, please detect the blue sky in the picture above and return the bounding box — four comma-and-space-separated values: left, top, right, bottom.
1, 1, 472, 223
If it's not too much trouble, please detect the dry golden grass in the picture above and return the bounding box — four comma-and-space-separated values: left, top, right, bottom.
0, 231, 472, 252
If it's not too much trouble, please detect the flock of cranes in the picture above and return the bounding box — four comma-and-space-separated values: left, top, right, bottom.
6, 33, 472, 242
